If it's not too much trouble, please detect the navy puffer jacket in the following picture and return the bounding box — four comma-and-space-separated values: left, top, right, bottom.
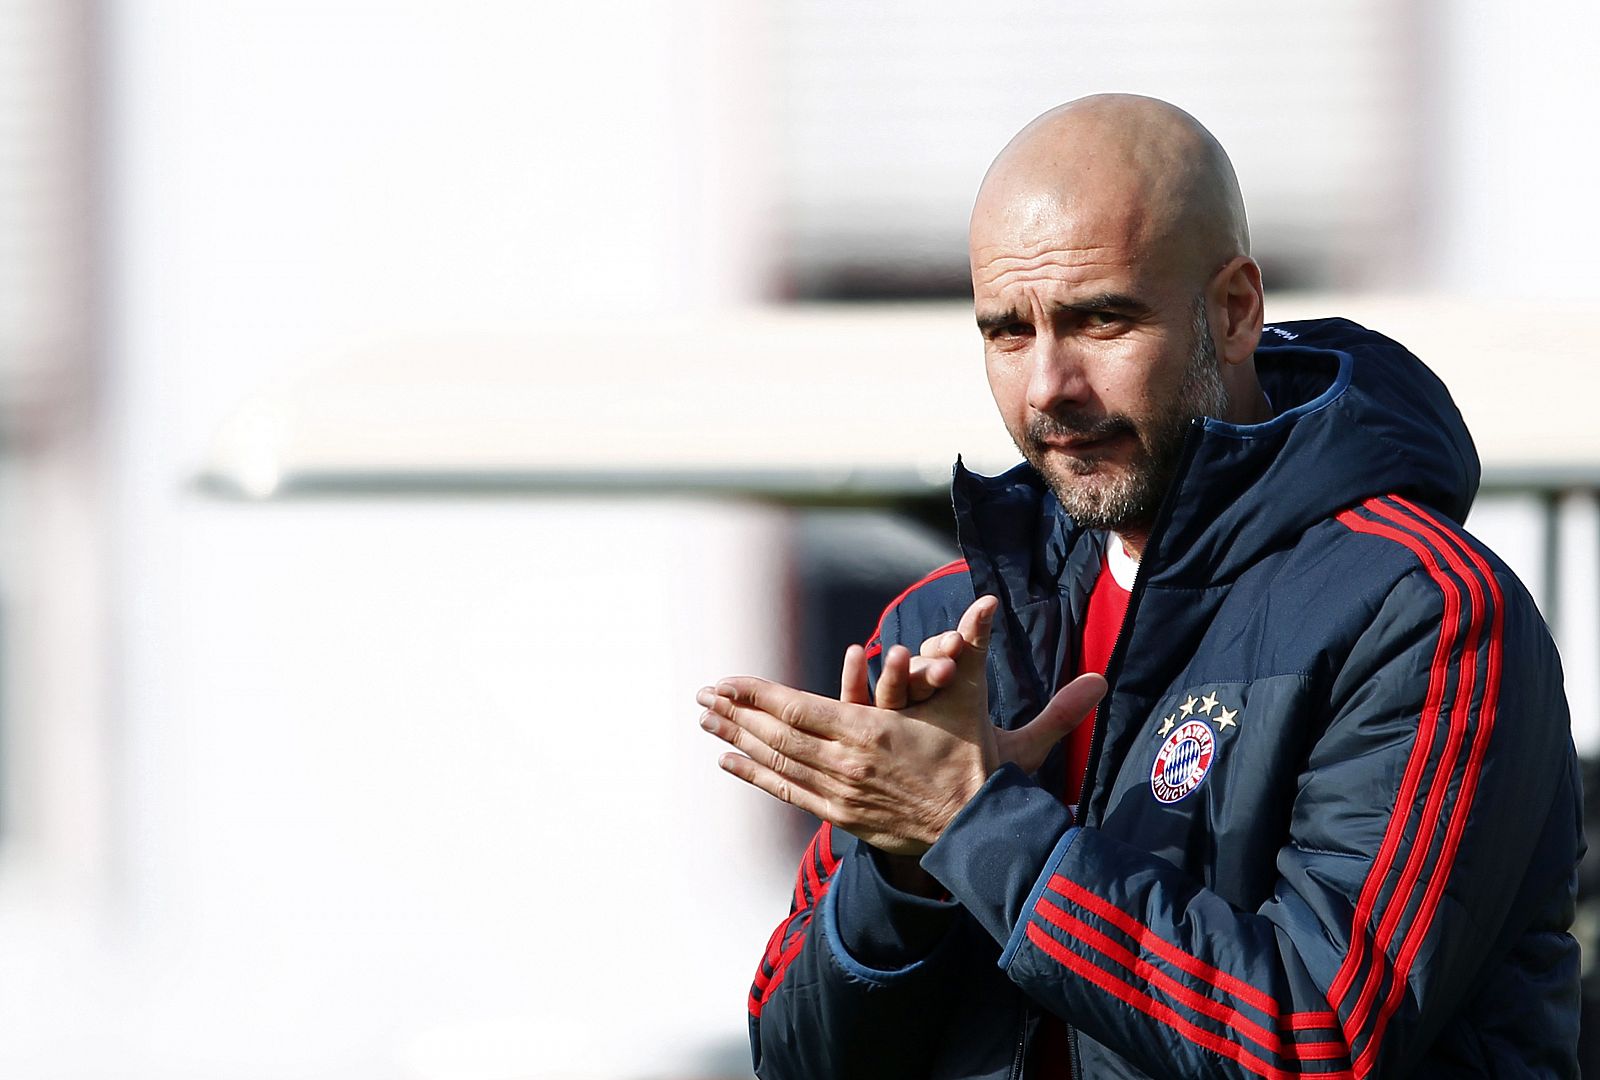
747, 318, 1583, 1079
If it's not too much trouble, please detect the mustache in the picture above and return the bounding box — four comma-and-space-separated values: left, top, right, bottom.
1026, 411, 1138, 445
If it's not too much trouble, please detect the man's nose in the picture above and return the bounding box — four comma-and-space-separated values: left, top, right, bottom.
1025, 336, 1092, 415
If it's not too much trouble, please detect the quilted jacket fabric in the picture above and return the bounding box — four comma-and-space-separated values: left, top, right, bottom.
747, 318, 1583, 1079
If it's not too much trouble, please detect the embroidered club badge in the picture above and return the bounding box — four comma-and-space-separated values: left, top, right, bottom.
1150, 718, 1217, 804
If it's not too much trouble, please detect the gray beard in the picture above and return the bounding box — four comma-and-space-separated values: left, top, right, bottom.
1023, 296, 1228, 534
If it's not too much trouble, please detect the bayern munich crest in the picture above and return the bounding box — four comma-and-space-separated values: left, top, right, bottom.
1151, 719, 1216, 803
1150, 691, 1241, 803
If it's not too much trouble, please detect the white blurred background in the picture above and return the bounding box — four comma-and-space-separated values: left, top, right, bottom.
3, 1, 1600, 1076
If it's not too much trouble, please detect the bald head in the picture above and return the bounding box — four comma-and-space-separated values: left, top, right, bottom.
971, 96, 1270, 548
972, 95, 1249, 285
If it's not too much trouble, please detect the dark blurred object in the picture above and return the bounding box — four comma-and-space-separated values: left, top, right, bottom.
784, 252, 973, 302
790, 505, 958, 698
1577, 756, 1600, 1075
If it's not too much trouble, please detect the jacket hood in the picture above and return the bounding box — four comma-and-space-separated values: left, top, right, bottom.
954, 316, 1481, 589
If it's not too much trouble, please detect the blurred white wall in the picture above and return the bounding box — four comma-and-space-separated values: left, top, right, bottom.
1432, 0, 1600, 296
9, 1, 800, 1077
769, 0, 1429, 292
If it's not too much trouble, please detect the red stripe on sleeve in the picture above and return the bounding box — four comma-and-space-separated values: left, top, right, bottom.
1341, 501, 1487, 1041
800, 841, 823, 908
1033, 897, 1348, 1062
749, 825, 844, 1018
1045, 875, 1336, 1030
1327, 504, 1463, 1025
755, 906, 808, 990
1288, 1013, 1341, 1032
1349, 497, 1503, 1077
1331, 497, 1501, 1077
792, 831, 818, 912
1023, 924, 1354, 1080
751, 914, 815, 1015
819, 821, 837, 871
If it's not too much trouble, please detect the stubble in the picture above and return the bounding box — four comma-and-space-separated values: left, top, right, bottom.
1022, 296, 1228, 533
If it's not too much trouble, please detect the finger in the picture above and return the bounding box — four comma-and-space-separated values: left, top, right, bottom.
906, 655, 958, 703
955, 595, 1001, 654
703, 676, 848, 738
1044, 672, 1108, 726
943, 597, 1000, 701
918, 629, 964, 660
700, 708, 840, 797
998, 672, 1109, 774
841, 643, 872, 706
718, 752, 834, 821
875, 644, 911, 710
697, 689, 839, 762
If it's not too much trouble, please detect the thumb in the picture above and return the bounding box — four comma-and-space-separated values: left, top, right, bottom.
949, 596, 1000, 698
999, 672, 1108, 775
955, 594, 1000, 655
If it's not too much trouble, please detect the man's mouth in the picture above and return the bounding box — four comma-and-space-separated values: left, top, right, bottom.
1038, 430, 1126, 454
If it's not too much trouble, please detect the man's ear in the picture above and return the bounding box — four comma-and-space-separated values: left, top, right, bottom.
1212, 256, 1264, 367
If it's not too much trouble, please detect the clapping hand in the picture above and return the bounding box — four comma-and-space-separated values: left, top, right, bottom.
698, 596, 1106, 856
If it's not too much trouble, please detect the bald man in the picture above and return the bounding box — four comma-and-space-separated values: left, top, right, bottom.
699, 96, 1581, 1078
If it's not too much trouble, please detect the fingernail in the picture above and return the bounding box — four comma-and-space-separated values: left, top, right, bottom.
695, 688, 714, 707
700, 712, 717, 732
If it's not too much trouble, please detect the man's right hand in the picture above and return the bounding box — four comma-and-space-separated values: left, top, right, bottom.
838, 596, 1105, 894
845, 597, 1106, 775
840, 612, 970, 712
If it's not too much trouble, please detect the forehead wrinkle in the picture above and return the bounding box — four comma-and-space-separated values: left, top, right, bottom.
974, 251, 1129, 294
970, 232, 1107, 259
982, 263, 1125, 295
974, 244, 1120, 268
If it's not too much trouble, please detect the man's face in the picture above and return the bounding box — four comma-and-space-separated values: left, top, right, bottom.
972, 200, 1227, 534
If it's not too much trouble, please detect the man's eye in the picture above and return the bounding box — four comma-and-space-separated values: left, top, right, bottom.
983, 321, 1031, 342
1083, 311, 1122, 327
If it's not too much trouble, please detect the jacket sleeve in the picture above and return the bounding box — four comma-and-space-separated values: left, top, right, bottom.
921, 550, 1581, 1078
749, 561, 979, 1078
747, 821, 968, 1079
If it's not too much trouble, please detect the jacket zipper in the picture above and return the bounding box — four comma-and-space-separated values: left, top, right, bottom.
1009, 1004, 1029, 1080
1061, 425, 1202, 1076
1063, 537, 1144, 1080
1071, 421, 1199, 823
